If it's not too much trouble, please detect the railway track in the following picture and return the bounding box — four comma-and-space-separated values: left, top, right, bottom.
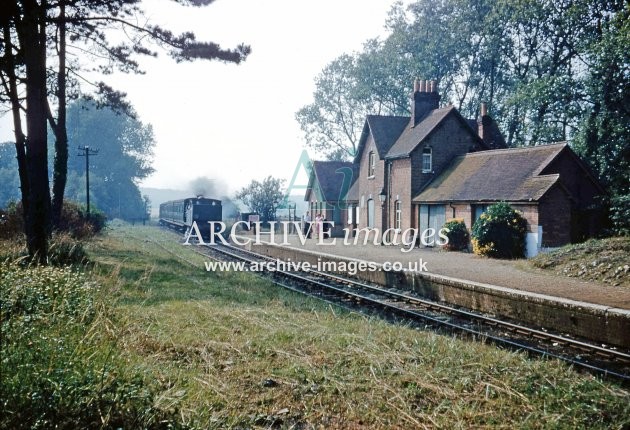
148, 228, 630, 384
195, 241, 630, 384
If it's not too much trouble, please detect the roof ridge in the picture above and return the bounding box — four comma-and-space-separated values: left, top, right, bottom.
412, 105, 454, 124
312, 160, 353, 166
366, 114, 410, 120
462, 142, 567, 157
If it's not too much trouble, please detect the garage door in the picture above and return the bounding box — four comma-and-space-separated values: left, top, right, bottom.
419, 204, 446, 246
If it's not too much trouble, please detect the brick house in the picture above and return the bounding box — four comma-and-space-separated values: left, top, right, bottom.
306, 79, 605, 254
304, 160, 356, 237
413, 143, 605, 252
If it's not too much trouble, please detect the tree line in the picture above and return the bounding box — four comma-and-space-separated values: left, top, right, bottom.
0, 99, 157, 219
296, 0, 628, 232
1, 0, 250, 262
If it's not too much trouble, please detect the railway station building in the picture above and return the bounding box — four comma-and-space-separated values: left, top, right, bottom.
305, 79, 605, 254
305, 160, 356, 238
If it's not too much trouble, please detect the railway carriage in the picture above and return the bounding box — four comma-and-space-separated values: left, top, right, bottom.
159, 197, 222, 238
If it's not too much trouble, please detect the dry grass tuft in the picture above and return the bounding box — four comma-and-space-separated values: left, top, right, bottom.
83, 225, 630, 428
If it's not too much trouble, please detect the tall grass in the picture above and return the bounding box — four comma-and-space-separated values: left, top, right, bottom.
2, 225, 629, 429
0, 260, 181, 429
88, 226, 630, 429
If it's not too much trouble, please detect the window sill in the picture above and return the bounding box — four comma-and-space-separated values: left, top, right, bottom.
367, 175, 376, 180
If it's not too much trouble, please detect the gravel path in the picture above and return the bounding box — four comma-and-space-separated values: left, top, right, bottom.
248, 234, 630, 309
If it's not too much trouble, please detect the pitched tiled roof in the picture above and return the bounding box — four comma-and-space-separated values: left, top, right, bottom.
367, 115, 409, 156
386, 106, 483, 159
343, 178, 359, 202
306, 161, 357, 202
353, 115, 409, 162
413, 143, 568, 202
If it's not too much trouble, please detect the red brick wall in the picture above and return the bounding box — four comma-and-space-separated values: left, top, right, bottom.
410, 114, 480, 197
538, 185, 572, 246
356, 134, 385, 230
446, 204, 472, 229
541, 149, 601, 209
354, 113, 484, 233
443, 202, 539, 234
513, 203, 539, 234
541, 149, 605, 241
306, 182, 326, 218
388, 158, 412, 231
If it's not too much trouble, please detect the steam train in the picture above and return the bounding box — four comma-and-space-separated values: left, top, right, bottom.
159, 197, 222, 238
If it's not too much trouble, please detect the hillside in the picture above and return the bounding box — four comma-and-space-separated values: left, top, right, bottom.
530, 237, 630, 288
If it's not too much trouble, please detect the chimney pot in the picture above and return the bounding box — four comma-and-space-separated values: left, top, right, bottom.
480, 102, 488, 117
413, 78, 420, 93
410, 77, 441, 127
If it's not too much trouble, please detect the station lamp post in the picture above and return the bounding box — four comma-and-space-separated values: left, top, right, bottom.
379, 187, 387, 244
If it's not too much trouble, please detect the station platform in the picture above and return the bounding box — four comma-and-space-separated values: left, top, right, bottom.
231, 233, 630, 348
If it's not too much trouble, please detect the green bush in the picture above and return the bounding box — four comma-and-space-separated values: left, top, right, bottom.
0, 200, 107, 241
0, 201, 24, 240
471, 202, 528, 259
58, 200, 107, 239
442, 218, 470, 251
0, 261, 181, 429
609, 193, 630, 236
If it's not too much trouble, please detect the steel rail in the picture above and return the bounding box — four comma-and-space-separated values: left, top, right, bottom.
215, 242, 630, 361
203, 242, 630, 383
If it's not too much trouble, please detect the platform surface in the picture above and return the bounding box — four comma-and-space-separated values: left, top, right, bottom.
239, 233, 630, 310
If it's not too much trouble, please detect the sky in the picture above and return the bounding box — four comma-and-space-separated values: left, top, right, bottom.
0, 0, 405, 196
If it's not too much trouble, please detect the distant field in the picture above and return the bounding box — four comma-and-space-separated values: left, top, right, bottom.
530, 237, 630, 288
3, 224, 629, 428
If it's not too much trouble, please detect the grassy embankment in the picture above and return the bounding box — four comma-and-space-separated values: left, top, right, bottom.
2, 223, 629, 428
530, 237, 630, 287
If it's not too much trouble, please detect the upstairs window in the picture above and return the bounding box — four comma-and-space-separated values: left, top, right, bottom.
395, 200, 402, 230
422, 147, 432, 173
368, 151, 376, 177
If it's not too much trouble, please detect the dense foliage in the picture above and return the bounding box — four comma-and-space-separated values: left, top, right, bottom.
297, 0, 629, 230
0, 98, 154, 222
608, 194, 630, 236
61, 100, 154, 220
1, 0, 250, 262
0, 143, 20, 208
442, 218, 470, 251
471, 202, 528, 259
0, 200, 105, 241
235, 176, 286, 223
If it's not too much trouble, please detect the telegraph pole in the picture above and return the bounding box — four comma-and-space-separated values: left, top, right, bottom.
77, 146, 98, 218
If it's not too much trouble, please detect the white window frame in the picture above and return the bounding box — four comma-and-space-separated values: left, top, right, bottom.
367, 199, 375, 228
368, 151, 375, 177
395, 200, 402, 230
422, 147, 432, 173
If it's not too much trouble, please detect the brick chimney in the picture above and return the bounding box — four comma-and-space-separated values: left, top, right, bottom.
477, 102, 507, 149
410, 78, 440, 127
478, 102, 488, 142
